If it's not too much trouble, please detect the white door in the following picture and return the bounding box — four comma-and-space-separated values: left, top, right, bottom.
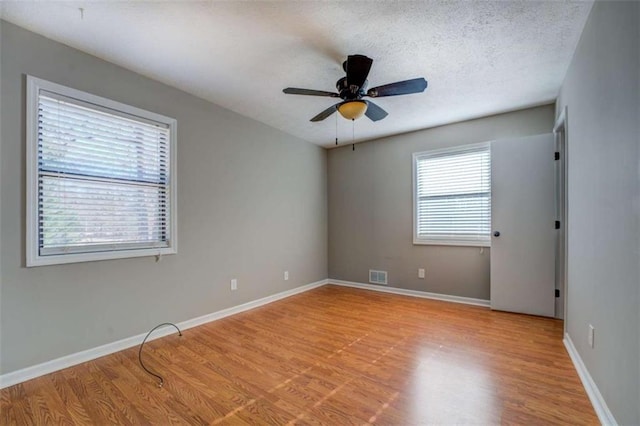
490, 134, 555, 317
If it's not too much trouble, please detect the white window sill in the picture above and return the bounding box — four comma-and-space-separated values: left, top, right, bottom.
26, 246, 177, 267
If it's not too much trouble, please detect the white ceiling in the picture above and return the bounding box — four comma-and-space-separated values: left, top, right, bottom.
0, 1, 593, 148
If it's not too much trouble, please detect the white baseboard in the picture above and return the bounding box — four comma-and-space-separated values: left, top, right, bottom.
329, 279, 490, 307
563, 333, 617, 425
0, 278, 329, 389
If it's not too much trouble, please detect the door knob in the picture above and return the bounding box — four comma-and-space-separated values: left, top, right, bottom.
493, 231, 500, 237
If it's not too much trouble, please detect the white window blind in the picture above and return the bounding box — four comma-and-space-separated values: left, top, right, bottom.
413, 144, 491, 246
27, 76, 177, 266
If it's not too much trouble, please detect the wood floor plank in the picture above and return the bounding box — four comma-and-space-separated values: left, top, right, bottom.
46, 370, 93, 424
0, 285, 599, 424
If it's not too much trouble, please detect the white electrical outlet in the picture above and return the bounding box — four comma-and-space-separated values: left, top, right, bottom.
231, 278, 237, 291
418, 268, 425, 279
284, 271, 289, 281
588, 324, 595, 348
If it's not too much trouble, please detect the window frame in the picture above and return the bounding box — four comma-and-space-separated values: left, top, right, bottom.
26, 75, 178, 267
412, 142, 491, 247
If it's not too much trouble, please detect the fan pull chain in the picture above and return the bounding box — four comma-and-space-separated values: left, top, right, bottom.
352, 119, 355, 151
335, 112, 338, 145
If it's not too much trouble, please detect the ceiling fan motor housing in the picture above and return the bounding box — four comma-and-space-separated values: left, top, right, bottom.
336, 77, 366, 100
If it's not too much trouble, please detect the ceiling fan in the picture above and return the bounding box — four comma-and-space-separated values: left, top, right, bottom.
283, 54, 428, 122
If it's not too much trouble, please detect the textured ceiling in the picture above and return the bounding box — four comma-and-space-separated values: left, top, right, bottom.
0, 1, 593, 147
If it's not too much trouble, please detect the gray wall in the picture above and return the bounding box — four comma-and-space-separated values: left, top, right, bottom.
328, 105, 554, 299
0, 21, 328, 375
556, 1, 639, 424
0, 20, 3, 355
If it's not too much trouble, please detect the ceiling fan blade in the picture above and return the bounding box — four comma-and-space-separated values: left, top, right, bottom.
346, 55, 373, 90
310, 103, 340, 122
366, 77, 428, 97
364, 100, 388, 122
283, 88, 339, 97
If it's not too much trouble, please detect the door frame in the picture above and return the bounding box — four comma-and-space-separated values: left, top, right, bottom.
553, 106, 569, 327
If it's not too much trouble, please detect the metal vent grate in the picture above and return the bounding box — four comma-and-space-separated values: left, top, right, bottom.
369, 269, 388, 285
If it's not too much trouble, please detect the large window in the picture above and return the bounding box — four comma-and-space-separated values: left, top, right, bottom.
413, 143, 491, 246
26, 76, 177, 266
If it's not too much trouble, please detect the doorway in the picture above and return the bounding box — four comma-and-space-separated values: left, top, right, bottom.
553, 107, 568, 321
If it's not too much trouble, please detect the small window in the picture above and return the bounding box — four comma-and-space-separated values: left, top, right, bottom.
26, 76, 177, 266
413, 143, 491, 246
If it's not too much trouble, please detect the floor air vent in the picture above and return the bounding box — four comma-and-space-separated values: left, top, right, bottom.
369, 269, 388, 285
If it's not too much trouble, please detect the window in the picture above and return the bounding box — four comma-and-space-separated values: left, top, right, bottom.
26, 76, 177, 266
413, 143, 491, 246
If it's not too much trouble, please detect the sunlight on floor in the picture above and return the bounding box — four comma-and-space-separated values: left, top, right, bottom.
412, 347, 499, 424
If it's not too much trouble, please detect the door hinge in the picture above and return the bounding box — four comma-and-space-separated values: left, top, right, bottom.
554, 151, 560, 161
555, 220, 561, 229
555, 289, 560, 298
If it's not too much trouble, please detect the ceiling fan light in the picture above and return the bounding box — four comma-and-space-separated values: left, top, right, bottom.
338, 101, 368, 120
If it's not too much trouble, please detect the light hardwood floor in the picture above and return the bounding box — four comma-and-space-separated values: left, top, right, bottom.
1, 285, 598, 425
